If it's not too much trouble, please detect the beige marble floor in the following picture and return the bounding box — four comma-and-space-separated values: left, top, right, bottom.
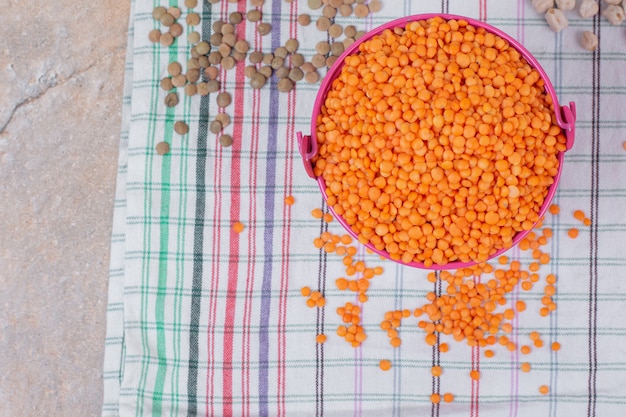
0, 1, 130, 415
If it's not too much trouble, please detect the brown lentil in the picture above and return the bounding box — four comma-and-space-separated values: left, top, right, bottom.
331, 41, 344, 56
229, 11, 243, 24
184, 83, 197, 96
196, 41, 211, 55
215, 113, 231, 128
329, 0, 343, 7
167, 7, 181, 19
275, 66, 290, 79
187, 57, 200, 70
308, 0, 323, 9
232, 51, 247, 62
149, 29, 162, 43
222, 33, 236, 47
316, 41, 331, 55
328, 24, 343, 38
188, 31, 201, 44
291, 53, 305, 67
285, 38, 300, 54
208, 51, 222, 65
289, 67, 304, 82
301, 62, 316, 73
221, 56, 236, 70
160, 77, 174, 91
218, 43, 231, 58
160, 32, 175, 47
369, 0, 382, 12
262, 53, 274, 65
186, 13, 201, 26
152, 6, 167, 20
298, 14, 312, 26
198, 56, 210, 68
250, 72, 267, 89
196, 82, 210, 96
221, 23, 235, 35
168, 62, 182, 76
186, 68, 201, 83
171, 74, 187, 88
210, 120, 223, 134
311, 54, 327, 68
257, 22, 272, 35
184, 0, 198, 8
271, 56, 285, 69
216, 92, 232, 108
343, 37, 355, 48
244, 65, 257, 78
210, 32, 223, 46
219, 134, 234, 147
316, 16, 331, 31
305, 70, 320, 83
322, 5, 337, 18
326, 55, 338, 68
354, 30, 365, 39
204, 65, 219, 80
354, 4, 369, 17
156, 141, 171, 155
251, 0, 265, 5
258, 65, 273, 78
278, 78, 295, 92
174, 121, 189, 135
339, 4, 353, 16
213, 20, 225, 33
234, 39, 250, 53
160, 13, 175, 26
249, 51, 264, 64
344, 25, 357, 38
247, 9, 262, 22
274, 46, 289, 59
206, 79, 220, 93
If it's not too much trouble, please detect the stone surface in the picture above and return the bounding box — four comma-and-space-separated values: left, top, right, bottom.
0, 1, 130, 415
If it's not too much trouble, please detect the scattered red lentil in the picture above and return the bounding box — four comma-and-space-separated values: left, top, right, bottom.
316, 334, 327, 344
539, 385, 550, 395
443, 393, 455, 403
232, 221, 245, 233
379, 359, 392, 371
284, 195, 295, 206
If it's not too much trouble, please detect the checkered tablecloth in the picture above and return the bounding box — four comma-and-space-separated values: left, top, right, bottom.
102, 1, 626, 416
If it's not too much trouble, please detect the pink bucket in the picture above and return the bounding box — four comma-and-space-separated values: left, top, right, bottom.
298, 14, 576, 270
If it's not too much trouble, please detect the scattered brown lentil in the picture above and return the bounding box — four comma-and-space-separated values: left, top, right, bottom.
258, 65, 273, 78
160, 77, 174, 91
216, 92, 232, 108
369, 0, 382, 13
344, 25, 357, 38
339, 4, 353, 16
331, 41, 344, 56
152, 6, 167, 20
229, 11, 243, 24
244, 65, 257, 78
167, 7, 181, 19
308, 0, 323, 9
285, 38, 300, 54
160, 32, 174, 47
208, 51, 222, 65
184, 0, 198, 8
160, 13, 175, 26
298, 14, 312, 26
221, 56, 236, 70
219, 134, 234, 147
149, 29, 162, 43
311, 54, 327, 68
289, 67, 304, 82
322, 5, 337, 18
156, 141, 171, 155
250, 72, 267, 89
196, 82, 210, 96
174, 121, 189, 135
184, 83, 197, 96
249, 51, 264, 64
221, 23, 235, 35
188, 31, 201, 44
196, 41, 210, 55
257, 22, 272, 35
278, 78, 295, 92
186, 68, 201, 83
186, 13, 201, 26
210, 119, 223, 134
234, 39, 250, 54
206, 79, 220, 93
316, 16, 331, 31
291, 53, 305, 67
247, 9, 262, 22
316, 41, 331, 55
305, 70, 320, 83
275, 66, 290, 79
171, 74, 187, 87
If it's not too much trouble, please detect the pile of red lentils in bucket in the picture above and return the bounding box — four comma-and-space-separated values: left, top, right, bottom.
313, 17, 567, 267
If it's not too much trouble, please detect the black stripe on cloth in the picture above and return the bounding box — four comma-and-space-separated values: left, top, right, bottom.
316, 203, 328, 417
587, 8, 600, 417
186, 2, 212, 415
441, 0, 449, 14
431, 271, 441, 417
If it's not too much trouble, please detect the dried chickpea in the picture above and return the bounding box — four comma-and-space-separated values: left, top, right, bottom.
581, 31, 598, 51
545, 8, 568, 32
532, 0, 554, 13
579, 0, 599, 18
602, 5, 625, 25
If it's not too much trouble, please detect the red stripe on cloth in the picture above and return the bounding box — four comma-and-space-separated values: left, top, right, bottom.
479, 0, 487, 21
222, 0, 248, 414
470, 274, 481, 417
241, 8, 263, 417
276, 4, 298, 416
